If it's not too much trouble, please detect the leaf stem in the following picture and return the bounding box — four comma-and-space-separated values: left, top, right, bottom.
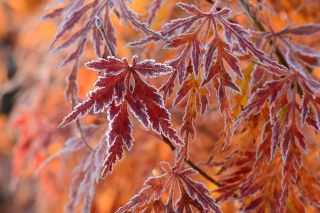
76, 120, 94, 152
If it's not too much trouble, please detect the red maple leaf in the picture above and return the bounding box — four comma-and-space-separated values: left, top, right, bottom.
59, 56, 184, 179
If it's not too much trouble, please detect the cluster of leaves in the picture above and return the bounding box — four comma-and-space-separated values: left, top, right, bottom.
230, 18, 320, 211
131, 1, 284, 143
39, 0, 320, 212
212, 6, 320, 210
212, 114, 320, 211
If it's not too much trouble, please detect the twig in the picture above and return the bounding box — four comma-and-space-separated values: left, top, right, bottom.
162, 135, 223, 187
238, 0, 289, 68
186, 159, 223, 187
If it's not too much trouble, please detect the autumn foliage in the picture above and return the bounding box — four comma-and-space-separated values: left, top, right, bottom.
1, 0, 320, 212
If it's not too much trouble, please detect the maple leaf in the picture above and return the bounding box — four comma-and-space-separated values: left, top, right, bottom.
235, 63, 320, 132
59, 56, 183, 179
47, 0, 110, 68
214, 111, 320, 212
131, 3, 212, 98
210, 118, 286, 211
43, 0, 121, 105
116, 153, 222, 213
48, 1, 94, 48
